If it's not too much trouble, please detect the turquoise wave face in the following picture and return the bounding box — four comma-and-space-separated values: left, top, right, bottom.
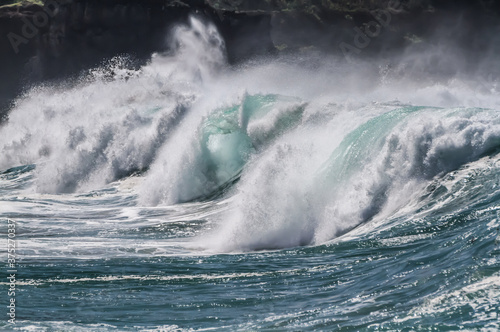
196, 102, 254, 200
318, 106, 500, 188
318, 106, 427, 184
197, 94, 306, 200
139, 93, 306, 204
317, 106, 500, 216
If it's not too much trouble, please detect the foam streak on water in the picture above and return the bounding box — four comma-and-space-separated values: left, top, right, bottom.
0, 16, 499, 331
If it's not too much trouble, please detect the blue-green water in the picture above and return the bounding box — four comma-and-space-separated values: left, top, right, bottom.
1, 154, 500, 330
1, 17, 500, 331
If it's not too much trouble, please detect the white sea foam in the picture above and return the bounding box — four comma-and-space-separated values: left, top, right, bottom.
0, 16, 224, 194
205, 107, 500, 251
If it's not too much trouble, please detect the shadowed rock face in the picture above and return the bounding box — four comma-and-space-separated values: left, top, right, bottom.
1, 0, 500, 120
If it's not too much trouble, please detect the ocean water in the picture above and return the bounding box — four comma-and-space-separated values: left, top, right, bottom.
1, 17, 500, 331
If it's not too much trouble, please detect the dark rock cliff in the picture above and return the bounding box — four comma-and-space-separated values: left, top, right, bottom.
1, 0, 500, 120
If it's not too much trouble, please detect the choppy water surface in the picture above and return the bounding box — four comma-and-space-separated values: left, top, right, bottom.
1, 17, 499, 331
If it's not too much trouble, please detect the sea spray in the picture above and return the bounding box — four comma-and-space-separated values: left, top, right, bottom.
206, 107, 500, 251
139, 94, 306, 205
0, 17, 224, 193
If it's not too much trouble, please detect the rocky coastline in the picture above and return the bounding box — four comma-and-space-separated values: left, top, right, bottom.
1, 0, 499, 120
